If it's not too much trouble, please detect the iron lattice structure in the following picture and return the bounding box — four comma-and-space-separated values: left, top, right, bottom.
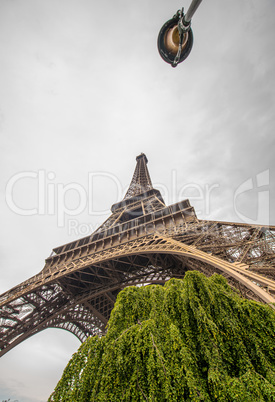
1, 153, 275, 357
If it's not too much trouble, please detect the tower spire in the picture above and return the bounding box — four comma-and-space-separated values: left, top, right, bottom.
123, 153, 153, 200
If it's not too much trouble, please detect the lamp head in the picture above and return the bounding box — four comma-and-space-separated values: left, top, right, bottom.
157, 14, 193, 66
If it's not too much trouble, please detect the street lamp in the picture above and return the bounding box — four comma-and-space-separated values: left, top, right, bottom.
158, 0, 203, 67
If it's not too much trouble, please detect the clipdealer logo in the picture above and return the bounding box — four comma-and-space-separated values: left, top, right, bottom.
5, 168, 271, 233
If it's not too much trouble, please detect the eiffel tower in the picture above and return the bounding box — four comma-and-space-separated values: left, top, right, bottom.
1, 153, 275, 357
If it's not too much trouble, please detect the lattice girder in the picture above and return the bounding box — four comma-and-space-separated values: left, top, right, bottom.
1, 220, 275, 357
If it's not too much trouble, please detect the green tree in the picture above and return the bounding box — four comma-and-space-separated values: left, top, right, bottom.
49, 271, 275, 401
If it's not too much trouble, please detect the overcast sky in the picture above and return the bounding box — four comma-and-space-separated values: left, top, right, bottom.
0, 0, 274, 400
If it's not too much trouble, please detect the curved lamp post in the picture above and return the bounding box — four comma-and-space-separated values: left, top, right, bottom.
158, 0, 203, 67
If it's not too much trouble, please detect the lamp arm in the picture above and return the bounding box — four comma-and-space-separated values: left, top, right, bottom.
184, 0, 203, 24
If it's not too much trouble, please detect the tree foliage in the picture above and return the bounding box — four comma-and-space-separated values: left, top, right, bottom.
49, 271, 275, 401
